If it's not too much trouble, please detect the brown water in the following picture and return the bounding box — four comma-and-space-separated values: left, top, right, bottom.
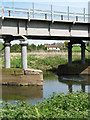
1, 72, 90, 104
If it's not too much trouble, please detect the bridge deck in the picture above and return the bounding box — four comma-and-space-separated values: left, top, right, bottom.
0, 4, 90, 42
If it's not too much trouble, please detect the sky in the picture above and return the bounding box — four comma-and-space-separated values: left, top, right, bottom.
1, 0, 90, 8
0, 0, 90, 45
1, 0, 90, 2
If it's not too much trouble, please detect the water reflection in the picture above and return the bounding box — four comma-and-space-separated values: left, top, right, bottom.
2, 72, 90, 103
58, 75, 89, 92
2, 86, 43, 101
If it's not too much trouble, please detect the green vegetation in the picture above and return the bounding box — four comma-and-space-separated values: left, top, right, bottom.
0, 41, 4, 53
2, 68, 24, 75
11, 44, 21, 53
1, 51, 89, 71
0, 42, 46, 53
11, 56, 22, 68
1, 54, 67, 71
10, 44, 45, 52
0, 91, 89, 119
1, 41, 89, 72
72, 46, 90, 52
72, 46, 81, 51
28, 55, 67, 71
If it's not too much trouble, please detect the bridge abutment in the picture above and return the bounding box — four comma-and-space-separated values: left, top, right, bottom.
68, 42, 72, 64
4, 42, 11, 68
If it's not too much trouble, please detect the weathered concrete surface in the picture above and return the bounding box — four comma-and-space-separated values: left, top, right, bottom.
1, 68, 43, 86
1, 17, 90, 41
57, 64, 90, 75
80, 66, 90, 75
2, 68, 24, 75
24, 69, 42, 75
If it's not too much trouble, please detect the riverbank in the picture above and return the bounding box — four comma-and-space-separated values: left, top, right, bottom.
58, 64, 90, 75
1, 51, 89, 72
1, 91, 89, 119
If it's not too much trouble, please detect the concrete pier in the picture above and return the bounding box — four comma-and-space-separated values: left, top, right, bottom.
20, 40, 28, 69
81, 42, 85, 64
68, 42, 72, 64
4, 42, 11, 68
2, 68, 43, 86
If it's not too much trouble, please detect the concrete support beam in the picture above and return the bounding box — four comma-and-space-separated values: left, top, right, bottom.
4, 42, 11, 68
68, 42, 72, 64
20, 40, 28, 69
81, 42, 85, 64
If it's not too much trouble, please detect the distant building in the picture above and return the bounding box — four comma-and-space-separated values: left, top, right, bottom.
44, 44, 60, 51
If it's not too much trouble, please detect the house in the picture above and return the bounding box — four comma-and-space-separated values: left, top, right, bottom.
44, 44, 60, 51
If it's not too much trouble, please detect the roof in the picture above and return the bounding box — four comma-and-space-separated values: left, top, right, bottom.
45, 45, 58, 48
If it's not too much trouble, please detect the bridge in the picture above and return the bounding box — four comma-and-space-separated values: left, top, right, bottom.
0, 2, 90, 69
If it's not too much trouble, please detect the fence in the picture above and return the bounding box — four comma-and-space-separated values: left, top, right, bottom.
0, 2, 89, 22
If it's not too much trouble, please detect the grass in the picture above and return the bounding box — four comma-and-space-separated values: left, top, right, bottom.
0, 91, 89, 119
1, 51, 90, 71
72, 46, 81, 51
72, 46, 90, 52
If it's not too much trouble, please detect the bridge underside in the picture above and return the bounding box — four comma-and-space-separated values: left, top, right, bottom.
1, 34, 90, 42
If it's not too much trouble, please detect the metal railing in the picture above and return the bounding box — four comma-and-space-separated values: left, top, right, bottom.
0, 3, 89, 22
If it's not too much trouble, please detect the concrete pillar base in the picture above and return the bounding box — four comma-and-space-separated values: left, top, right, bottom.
4, 42, 11, 68
2, 68, 43, 86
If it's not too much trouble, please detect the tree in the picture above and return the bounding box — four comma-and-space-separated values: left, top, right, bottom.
37, 44, 44, 51
30, 44, 36, 51
11, 44, 21, 52
0, 42, 4, 53
64, 41, 69, 48
27, 44, 31, 52
57, 43, 64, 50
27, 44, 37, 52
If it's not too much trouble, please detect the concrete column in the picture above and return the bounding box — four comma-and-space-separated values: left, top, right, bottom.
81, 84, 85, 92
81, 42, 85, 64
68, 42, 72, 64
4, 42, 11, 68
68, 84, 72, 92
20, 40, 28, 69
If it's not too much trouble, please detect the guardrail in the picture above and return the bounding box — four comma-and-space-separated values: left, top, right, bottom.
0, 3, 89, 22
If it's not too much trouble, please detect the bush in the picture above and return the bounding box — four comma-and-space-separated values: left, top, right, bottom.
1, 91, 89, 119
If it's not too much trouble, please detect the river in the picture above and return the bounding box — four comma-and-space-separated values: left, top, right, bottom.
1, 72, 90, 104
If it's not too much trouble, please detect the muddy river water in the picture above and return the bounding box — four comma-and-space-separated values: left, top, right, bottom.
1, 72, 90, 104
